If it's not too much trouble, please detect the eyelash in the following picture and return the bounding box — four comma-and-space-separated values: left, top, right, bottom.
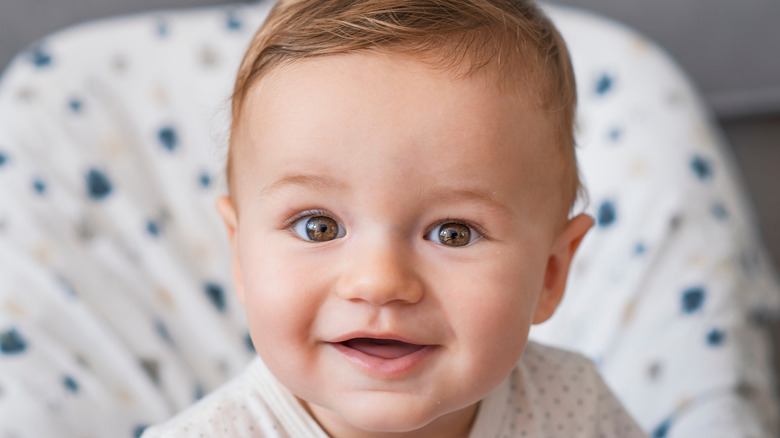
425, 218, 488, 239
282, 208, 333, 229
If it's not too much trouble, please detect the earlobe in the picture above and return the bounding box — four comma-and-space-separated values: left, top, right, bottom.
216, 196, 246, 305
532, 213, 594, 324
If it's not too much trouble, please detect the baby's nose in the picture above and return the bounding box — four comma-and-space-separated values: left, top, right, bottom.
333, 236, 424, 306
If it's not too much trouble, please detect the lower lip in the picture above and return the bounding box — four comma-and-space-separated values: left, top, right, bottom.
330, 342, 437, 377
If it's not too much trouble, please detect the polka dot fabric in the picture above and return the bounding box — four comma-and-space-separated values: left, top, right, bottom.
0, 1, 777, 437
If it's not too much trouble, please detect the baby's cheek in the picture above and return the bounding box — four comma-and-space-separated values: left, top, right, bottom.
241, 275, 297, 340
453, 263, 537, 363
243, 292, 317, 384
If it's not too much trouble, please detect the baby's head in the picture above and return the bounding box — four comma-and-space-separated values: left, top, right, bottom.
217, 0, 593, 436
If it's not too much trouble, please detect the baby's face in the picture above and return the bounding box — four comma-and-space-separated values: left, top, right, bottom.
219, 53, 592, 437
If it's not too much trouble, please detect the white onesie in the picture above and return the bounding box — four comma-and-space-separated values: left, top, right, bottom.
142, 341, 646, 437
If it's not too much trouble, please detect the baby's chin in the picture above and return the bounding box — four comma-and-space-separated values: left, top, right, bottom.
306, 395, 479, 437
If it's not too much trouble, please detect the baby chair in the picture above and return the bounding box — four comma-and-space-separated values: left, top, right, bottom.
0, 1, 778, 437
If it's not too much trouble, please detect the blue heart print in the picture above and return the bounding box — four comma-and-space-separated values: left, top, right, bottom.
681, 286, 705, 313
608, 127, 622, 142
86, 169, 113, 200
225, 10, 242, 30
146, 220, 160, 237
156, 18, 168, 37
0, 328, 27, 355
29, 46, 52, 68
690, 155, 713, 180
199, 171, 211, 188
68, 98, 83, 113
205, 282, 226, 313
32, 178, 46, 195
62, 375, 79, 393
595, 73, 614, 96
158, 126, 178, 152
711, 203, 728, 220
707, 328, 725, 346
597, 200, 617, 227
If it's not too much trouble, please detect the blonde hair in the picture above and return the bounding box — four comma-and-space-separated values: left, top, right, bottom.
229, 0, 580, 211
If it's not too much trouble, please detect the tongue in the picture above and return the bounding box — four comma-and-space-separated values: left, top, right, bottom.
343, 338, 424, 359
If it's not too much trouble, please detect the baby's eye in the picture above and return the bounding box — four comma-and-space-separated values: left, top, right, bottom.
426, 222, 481, 247
292, 215, 346, 242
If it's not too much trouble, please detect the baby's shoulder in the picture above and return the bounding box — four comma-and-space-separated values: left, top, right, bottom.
508, 341, 647, 437
141, 358, 279, 438
516, 341, 607, 402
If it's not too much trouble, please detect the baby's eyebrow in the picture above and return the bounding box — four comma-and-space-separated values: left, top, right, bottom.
428, 186, 513, 217
259, 173, 348, 197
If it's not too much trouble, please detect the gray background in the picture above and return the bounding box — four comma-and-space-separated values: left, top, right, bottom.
1, 0, 779, 269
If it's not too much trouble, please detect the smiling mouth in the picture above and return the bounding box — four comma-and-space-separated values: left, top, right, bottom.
341, 338, 425, 359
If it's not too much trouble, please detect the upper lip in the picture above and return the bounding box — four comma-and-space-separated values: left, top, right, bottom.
329, 331, 430, 345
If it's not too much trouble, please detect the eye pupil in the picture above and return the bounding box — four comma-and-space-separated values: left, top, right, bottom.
306, 216, 339, 241
438, 223, 470, 247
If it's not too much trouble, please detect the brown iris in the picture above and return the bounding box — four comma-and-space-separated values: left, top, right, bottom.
438, 222, 471, 247
306, 216, 339, 241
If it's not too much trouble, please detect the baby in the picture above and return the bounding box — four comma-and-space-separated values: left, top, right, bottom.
144, 0, 646, 437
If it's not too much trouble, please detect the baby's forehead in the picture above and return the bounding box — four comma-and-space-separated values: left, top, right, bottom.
240, 58, 565, 197
238, 52, 554, 145
240, 53, 562, 150
243, 50, 555, 127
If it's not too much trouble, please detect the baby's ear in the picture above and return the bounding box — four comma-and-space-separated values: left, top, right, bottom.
216, 196, 246, 305
532, 213, 594, 324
